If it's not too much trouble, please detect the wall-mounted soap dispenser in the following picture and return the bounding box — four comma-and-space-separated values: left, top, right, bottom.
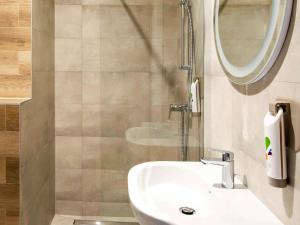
264, 103, 290, 188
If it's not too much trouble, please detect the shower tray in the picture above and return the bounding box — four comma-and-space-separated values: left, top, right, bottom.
73, 220, 139, 225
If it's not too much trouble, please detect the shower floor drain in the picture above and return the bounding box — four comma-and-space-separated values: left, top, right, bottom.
73, 220, 139, 225
179, 207, 196, 215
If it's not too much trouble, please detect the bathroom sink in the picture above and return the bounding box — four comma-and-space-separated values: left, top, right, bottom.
128, 161, 284, 225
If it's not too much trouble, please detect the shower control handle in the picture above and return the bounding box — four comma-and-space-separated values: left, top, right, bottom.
169, 104, 188, 119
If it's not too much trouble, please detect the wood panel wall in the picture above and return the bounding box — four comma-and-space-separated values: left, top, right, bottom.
0, 0, 31, 98
0, 105, 19, 225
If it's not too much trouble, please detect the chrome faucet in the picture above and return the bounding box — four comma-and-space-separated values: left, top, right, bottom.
201, 148, 234, 189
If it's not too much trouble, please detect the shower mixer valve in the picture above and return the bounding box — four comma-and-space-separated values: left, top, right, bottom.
168, 104, 189, 119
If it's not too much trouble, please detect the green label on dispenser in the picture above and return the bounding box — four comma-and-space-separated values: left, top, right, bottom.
265, 137, 271, 150
265, 137, 272, 160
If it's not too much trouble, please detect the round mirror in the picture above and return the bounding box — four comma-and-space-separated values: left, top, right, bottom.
214, 0, 293, 84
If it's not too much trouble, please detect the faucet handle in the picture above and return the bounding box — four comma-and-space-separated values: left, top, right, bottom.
169, 104, 188, 119
222, 152, 234, 162
208, 148, 234, 162
169, 104, 175, 119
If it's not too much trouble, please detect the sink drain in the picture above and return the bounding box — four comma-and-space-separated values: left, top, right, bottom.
179, 207, 196, 215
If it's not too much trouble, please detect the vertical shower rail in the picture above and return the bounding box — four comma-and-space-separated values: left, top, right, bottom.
179, 0, 194, 161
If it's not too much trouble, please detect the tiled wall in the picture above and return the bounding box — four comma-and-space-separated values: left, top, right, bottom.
19, 0, 55, 225
0, 104, 20, 225
55, 0, 201, 217
203, 0, 300, 224
0, 0, 31, 98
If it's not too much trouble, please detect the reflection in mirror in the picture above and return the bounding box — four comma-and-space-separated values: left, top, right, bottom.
219, 0, 272, 67
214, 0, 293, 84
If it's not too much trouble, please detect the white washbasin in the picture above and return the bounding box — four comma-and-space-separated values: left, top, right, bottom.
128, 161, 284, 225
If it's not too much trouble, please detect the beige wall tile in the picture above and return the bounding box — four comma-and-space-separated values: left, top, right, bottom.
82, 38, 100, 71
56, 136, 82, 169
55, 104, 82, 136
82, 169, 101, 201
56, 200, 83, 216
55, 0, 81, 5
83, 136, 130, 170
82, 6, 100, 38
99, 104, 150, 137
82, 137, 101, 169
82, 0, 166, 6
98, 137, 129, 170
163, 4, 179, 39
209, 76, 233, 150
99, 5, 152, 39
163, 38, 179, 66
149, 146, 180, 161
82, 104, 101, 136
56, 169, 82, 201
55, 5, 82, 38
99, 72, 150, 106
100, 170, 128, 203
82, 72, 101, 104
55, 38, 82, 72
275, 22, 300, 83
151, 4, 163, 39
55, 72, 82, 104
150, 72, 174, 106
100, 38, 152, 72
127, 142, 150, 168
150, 38, 163, 73
82, 202, 133, 217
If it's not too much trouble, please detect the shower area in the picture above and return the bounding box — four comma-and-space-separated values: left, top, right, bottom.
55, 0, 204, 219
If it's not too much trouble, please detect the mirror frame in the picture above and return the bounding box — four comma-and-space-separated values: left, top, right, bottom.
214, 0, 293, 85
